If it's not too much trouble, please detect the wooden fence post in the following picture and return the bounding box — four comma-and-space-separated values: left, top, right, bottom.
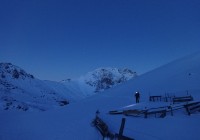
118, 118, 126, 140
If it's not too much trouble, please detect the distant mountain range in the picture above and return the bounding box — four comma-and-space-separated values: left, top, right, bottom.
0, 63, 137, 111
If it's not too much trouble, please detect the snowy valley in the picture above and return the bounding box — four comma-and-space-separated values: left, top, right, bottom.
0, 52, 200, 140
0, 63, 137, 111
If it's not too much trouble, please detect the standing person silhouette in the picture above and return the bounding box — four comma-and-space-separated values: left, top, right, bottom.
135, 91, 140, 103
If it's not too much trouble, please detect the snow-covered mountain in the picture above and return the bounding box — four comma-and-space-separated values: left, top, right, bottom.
0, 63, 136, 111
62, 67, 137, 96
1, 52, 200, 140
0, 63, 85, 111
81, 68, 137, 92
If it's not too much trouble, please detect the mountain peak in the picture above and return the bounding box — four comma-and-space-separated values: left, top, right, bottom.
0, 63, 34, 80
80, 67, 137, 92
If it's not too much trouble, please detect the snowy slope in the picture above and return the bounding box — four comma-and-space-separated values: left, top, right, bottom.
0, 63, 85, 111
0, 52, 200, 140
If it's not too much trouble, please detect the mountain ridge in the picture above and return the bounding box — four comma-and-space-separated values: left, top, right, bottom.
0, 63, 137, 111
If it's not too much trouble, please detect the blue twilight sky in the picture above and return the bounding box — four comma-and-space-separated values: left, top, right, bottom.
0, 0, 200, 81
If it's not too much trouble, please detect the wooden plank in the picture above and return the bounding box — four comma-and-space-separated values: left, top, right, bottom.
190, 105, 200, 111
149, 96, 162, 102
115, 118, 135, 140
185, 102, 200, 107
119, 118, 126, 138
184, 102, 200, 115
173, 96, 193, 104
93, 116, 109, 137
109, 110, 123, 115
123, 109, 145, 116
